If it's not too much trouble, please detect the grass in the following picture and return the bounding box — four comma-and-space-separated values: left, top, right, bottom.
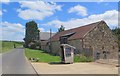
25, 48, 93, 63
1, 41, 23, 53
25, 48, 61, 63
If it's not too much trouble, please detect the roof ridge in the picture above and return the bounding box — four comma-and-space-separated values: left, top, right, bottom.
59, 20, 103, 34
51, 20, 105, 41
82, 20, 103, 38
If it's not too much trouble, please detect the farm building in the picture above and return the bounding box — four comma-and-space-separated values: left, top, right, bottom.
45, 20, 118, 60
40, 32, 55, 51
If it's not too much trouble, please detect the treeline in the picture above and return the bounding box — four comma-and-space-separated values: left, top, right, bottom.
1, 40, 23, 44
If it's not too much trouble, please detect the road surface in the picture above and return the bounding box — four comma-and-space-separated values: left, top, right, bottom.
1, 47, 37, 74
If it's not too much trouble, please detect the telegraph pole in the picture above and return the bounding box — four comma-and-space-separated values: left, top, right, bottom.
50, 29, 52, 53
39, 29, 41, 50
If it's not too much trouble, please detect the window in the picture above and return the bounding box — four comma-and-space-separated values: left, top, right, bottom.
103, 51, 107, 59
102, 46, 104, 50
65, 48, 71, 57
113, 46, 115, 49
60, 37, 68, 44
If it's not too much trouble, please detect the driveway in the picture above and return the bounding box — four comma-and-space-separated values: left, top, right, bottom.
32, 62, 118, 74
1, 47, 37, 74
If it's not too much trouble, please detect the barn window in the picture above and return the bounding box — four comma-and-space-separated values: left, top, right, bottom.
59, 32, 76, 44
103, 51, 107, 59
102, 46, 104, 50
60, 37, 68, 44
113, 46, 115, 49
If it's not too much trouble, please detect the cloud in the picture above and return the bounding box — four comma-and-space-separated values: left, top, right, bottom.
1, 22, 25, 41
17, 1, 62, 20
3, 9, 7, 12
68, 5, 88, 16
0, 10, 2, 16
39, 28, 45, 32
0, 0, 10, 4
44, 10, 118, 30
17, 9, 53, 20
0, 0, 9, 2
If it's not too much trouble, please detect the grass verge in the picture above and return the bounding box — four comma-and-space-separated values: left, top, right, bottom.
25, 48, 61, 63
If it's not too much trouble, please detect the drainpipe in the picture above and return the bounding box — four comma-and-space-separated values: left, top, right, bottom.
81, 38, 84, 56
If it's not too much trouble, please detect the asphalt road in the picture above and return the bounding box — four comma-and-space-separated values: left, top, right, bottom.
1, 47, 37, 74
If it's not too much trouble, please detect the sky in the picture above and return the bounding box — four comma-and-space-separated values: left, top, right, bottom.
0, 1, 119, 41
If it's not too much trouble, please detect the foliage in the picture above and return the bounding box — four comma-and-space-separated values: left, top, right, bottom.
58, 25, 65, 32
112, 27, 120, 34
1, 41, 23, 53
112, 27, 120, 48
25, 48, 61, 63
74, 55, 93, 62
24, 21, 40, 48
28, 42, 36, 49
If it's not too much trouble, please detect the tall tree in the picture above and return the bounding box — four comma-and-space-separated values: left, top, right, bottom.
58, 25, 65, 32
24, 21, 39, 47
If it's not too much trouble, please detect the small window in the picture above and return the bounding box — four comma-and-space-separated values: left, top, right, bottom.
102, 46, 104, 50
60, 37, 68, 44
103, 51, 106, 54
119, 49, 120, 52
113, 46, 115, 49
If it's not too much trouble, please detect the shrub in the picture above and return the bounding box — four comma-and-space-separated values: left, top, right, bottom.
74, 55, 93, 62
28, 42, 36, 49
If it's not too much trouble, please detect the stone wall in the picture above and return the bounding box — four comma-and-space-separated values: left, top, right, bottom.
41, 41, 47, 51
68, 39, 83, 54
50, 39, 83, 55
83, 21, 118, 60
51, 41, 61, 55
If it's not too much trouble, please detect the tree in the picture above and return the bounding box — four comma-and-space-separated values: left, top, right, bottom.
58, 25, 65, 32
112, 27, 120, 35
24, 21, 39, 48
112, 27, 120, 48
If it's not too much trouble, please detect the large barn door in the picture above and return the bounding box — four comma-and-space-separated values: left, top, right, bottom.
60, 46, 65, 62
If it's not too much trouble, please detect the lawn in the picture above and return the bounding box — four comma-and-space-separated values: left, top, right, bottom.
25, 48, 61, 63
1, 41, 23, 53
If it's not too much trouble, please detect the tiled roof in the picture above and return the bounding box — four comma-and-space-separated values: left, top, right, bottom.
51, 21, 104, 41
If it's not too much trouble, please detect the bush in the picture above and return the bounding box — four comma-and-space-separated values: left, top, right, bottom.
28, 42, 37, 49
74, 55, 93, 62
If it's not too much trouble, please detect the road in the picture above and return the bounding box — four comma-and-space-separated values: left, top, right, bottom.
1, 47, 37, 74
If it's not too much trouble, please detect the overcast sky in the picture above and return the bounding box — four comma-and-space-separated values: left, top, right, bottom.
0, 1, 119, 41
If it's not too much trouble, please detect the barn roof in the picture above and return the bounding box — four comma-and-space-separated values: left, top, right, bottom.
51, 20, 105, 41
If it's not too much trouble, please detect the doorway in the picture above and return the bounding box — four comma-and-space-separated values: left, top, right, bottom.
61, 46, 65, 62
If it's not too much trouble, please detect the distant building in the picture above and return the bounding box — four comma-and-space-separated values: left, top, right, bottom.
46, 21, 118, 60
40, 32, 55, 51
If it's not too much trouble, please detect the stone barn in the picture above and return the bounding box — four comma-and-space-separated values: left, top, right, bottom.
46, 20, 118, 60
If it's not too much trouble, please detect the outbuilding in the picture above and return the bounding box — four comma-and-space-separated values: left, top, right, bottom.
46, 21, 118, 61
